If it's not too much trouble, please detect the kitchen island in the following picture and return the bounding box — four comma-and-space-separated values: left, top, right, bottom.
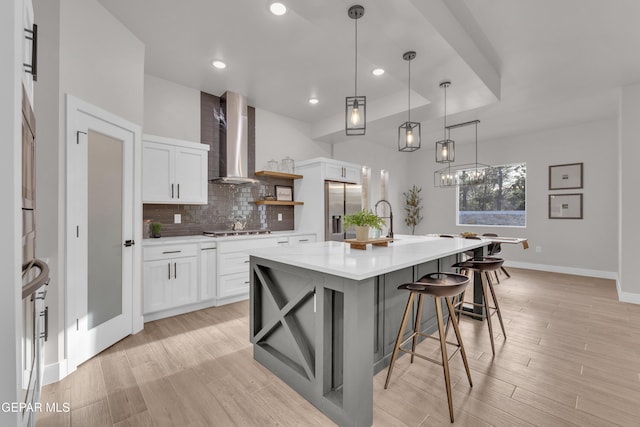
248, 235, 488, 426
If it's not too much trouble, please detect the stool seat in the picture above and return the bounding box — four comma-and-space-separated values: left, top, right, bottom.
400, 272, 469, 297
453, 256, 504, 272
385, 271, 472, 423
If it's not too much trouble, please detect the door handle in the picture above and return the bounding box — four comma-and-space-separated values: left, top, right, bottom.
24, 24, 38, 81
123, 240, 135, 247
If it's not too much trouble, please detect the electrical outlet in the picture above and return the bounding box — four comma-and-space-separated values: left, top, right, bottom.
535, 246, 542, 253
277, 213, 283, 222
174, 214, 181, 224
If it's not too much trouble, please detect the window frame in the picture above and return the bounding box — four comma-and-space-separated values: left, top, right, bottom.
455, 162, 527, 228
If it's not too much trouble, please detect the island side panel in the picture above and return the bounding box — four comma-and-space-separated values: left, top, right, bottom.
250, 256, 376, 427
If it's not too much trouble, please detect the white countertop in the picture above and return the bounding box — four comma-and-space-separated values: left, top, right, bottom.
248, 235, 489, 281
142, 231, 315, 246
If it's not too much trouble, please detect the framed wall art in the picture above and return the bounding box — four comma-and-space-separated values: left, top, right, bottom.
549, 193, 583, 219
275, 185, 293, 202
549, 162, 583, 190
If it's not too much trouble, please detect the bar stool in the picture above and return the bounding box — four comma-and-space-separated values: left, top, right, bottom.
384, 272, 473, 423
451, 257, 506, 355
482, 233, 511, 282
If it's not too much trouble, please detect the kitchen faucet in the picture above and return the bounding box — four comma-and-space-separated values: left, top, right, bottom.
374, 199, 394, 239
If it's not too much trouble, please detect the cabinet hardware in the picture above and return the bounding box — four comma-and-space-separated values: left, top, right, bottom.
123, 239, 135, 247
244, 260, 250, 263
299, 239, 309, 242
177, 183, 180, 199
168, 263, 171, 280
41, 306, 48, 341
76, 226, 79, 237
76, 318, 79, 331
76, 130, 87, 145
244, 281, 250, 284
162, 250, 181, 254
23, 24, 37, 81
171, 183, 174, 198
201, 247, 216, 251
174, 262, 177, 279
36, 289, 47, 300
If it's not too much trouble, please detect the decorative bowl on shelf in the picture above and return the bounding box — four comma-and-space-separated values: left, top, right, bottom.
460, 231, 477, 238
263, 194, 276, 201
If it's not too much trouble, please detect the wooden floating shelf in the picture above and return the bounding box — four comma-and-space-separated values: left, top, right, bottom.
254, 200, 304, 206
255, 170, 303, 180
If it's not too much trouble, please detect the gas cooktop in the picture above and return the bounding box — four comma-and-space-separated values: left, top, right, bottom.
202, 229, 271, 237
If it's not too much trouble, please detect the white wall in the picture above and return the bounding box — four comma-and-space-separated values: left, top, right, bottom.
408, 118, 618, 275
333, 139, 414, 235
255, 108, 331, 170
33, 0, 145, 380
0, 0, 24, 422
144, 74, 200, 141
619, 83, 640, 301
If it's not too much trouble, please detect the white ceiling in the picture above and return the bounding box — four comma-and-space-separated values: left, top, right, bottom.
97, 0, 640, 146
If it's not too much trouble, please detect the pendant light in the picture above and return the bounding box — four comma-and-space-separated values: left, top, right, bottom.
435, 81, 455, 163
345, 5, 366, 135
434, 119, 490, 188
398, 51, 421, 152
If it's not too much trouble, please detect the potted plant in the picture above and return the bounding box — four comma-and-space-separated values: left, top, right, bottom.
151, 222, 162, 238
344, 209, 385, 241
403, 185, 423, 235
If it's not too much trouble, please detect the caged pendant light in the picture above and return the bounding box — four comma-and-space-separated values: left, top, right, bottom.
435, 80, 455, 163
345, 5, 366, 135
398, 51, 421, 152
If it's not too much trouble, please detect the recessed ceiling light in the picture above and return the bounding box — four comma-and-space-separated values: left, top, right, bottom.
270, 2, 287, 16
372, 68, 385, 76
308, 97, 319, 105
212, 60, 227, 69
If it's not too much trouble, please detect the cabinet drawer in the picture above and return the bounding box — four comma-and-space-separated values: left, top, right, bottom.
144, 244, 198, 261
219, 252, 250, 275
219, 272, 250, 298
218, 237, 280, 254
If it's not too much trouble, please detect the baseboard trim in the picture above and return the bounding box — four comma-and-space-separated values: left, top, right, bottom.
144, 299, 218, 323
505, 261, 640, 304
504, 260, 617, 280
43, 360, 67, 386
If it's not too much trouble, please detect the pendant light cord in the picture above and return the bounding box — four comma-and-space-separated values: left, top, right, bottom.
354, 18, 358, 96
443, 84, 447, 141
407, 59, 411, 122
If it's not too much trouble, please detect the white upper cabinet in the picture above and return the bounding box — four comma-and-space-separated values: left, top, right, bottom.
142, 134, 209, 204
323, 160, 361, 184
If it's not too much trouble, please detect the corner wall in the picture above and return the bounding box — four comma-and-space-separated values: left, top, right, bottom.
619, 83, 640, 302
409, 118, 618, 275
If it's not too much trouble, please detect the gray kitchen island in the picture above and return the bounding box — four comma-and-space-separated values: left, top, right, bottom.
248, 235, 488, 426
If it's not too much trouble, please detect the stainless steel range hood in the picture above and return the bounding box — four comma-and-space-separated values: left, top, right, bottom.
210, 91, 258, 184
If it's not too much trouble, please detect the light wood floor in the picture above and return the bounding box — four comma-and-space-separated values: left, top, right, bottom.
38, 268, 640, 426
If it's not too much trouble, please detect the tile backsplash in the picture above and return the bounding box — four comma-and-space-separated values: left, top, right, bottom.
143, 179, 295, 238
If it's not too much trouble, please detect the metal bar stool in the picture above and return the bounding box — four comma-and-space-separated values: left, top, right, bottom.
384, 272, 473, 423
451, 257, 506, 355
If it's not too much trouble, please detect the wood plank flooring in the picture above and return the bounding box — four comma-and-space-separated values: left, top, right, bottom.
37, 268, 640, 426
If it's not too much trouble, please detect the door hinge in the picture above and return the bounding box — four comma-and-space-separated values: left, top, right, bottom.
123, 240, 135, 247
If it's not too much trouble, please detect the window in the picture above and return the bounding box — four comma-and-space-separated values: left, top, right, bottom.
457, 163, 526, 227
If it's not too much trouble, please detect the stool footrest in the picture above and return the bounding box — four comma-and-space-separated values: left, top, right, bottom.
397, 342, 462, 365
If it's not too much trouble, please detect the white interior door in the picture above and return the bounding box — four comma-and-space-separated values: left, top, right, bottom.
66, 96, 138, 371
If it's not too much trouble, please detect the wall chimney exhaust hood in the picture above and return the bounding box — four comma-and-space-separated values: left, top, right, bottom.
210, 91, 258, 184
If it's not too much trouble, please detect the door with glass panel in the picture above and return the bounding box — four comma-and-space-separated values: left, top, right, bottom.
66, 98, 135, 370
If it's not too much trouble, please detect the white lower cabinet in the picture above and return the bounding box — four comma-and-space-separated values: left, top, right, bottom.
217, 237, 282, 304
199, 243, 217, 301
289, 234, 317, 246
143, 243, 198, 315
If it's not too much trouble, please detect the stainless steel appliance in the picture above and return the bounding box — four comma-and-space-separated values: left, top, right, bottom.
325, 181, 362, 241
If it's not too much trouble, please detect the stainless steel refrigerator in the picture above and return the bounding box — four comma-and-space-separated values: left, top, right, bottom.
325, 181, 362, 241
